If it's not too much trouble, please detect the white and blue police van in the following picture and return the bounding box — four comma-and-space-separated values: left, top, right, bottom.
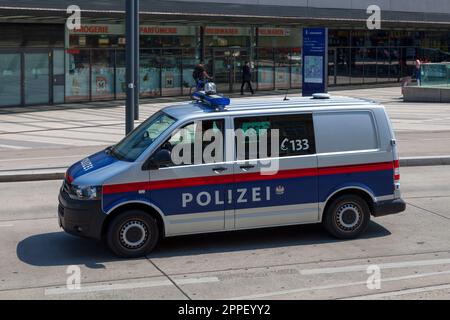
59, 89, 406, 258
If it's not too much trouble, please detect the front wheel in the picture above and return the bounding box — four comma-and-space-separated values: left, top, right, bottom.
106, 210, 159, 258
322, 194, 370, 239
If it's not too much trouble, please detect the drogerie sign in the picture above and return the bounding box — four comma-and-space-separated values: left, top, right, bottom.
73, 25, 109, 34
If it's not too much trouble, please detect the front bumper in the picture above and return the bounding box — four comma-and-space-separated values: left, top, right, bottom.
372, 198, 406, 217
58, 188, 106, 240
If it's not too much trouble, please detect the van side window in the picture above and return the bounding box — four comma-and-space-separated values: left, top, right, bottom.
234, 114, 316, 160
154, 119, 224, 167
314, 111, 378, 153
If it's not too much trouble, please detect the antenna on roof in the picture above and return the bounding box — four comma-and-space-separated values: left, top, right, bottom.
283, 89, 290, 101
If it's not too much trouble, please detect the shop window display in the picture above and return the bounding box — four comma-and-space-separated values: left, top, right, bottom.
91, 50, 115, 100
66, 50, 90, 101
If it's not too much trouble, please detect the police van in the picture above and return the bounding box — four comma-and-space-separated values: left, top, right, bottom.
59, 91, 406, 258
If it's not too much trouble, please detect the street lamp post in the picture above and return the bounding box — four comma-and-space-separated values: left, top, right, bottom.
125, 0, 139, 134
133, 0, 140, 121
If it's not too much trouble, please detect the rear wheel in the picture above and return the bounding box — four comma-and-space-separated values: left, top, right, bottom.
106, 210, 159, 258
323, 194, 370, 239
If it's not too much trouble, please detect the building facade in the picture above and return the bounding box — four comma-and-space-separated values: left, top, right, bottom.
0, 0, 449, 107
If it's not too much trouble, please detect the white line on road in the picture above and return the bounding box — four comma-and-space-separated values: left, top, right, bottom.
300, 258, 450, 275
0, 155, 84, 162
0, 224, 14, 227
344, 283, 450, 300
0, 144, 29, 150
228, 269, 450, 300
44, 276, 219, 295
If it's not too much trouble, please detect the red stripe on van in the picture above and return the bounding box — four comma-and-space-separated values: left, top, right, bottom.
102, 161, 394, 195
102, 181, 150, 195
149, 174, 235, 191
318, 161, 393, 176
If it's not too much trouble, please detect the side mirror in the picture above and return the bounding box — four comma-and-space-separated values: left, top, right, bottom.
143, 149, 172, 170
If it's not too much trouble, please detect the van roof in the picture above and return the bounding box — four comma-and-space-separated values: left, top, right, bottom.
162, 95, 381, 120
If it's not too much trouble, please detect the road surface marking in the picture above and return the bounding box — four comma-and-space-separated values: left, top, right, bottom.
300, 258, 450, 275
228, 269, 450, 300
344, 283, 450, 300
44, 276, 219, 295
0, 224, 13, 227
0, 155, 84, 162
0, 144, 28, 150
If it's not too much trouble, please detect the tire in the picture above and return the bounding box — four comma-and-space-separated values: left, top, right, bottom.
322, 194, 371, 239
106, 210, 159, 258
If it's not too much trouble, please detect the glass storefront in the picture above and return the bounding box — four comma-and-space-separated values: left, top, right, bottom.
65, 25, 304, 101
66, 24, 199, 101
327, 29, 450, 86
0, 48, 64, 107
0, 23, 64, 107
0, 53, 21, 107
62, 25, 450, 103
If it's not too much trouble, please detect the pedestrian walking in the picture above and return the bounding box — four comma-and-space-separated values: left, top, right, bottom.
240, 61, 254, 95
415, 58, 422, 86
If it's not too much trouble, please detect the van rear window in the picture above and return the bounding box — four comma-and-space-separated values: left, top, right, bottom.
314, 111, 378, 153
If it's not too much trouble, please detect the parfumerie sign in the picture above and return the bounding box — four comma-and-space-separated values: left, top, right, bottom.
71, 24, 292, 37
70, 24, 197, 36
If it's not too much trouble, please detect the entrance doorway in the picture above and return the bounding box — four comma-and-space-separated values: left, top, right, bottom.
328, 48, 337, 86
24, 51, 50, 105
207, 47, 250, 93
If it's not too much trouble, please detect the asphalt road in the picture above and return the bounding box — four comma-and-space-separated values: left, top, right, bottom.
0, 166, 449, 299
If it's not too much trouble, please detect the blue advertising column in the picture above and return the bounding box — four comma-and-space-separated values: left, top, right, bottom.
302, 28, 328, 96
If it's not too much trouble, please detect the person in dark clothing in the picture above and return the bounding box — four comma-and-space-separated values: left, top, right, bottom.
193, 63, 212, 82
241, 61, 254, 95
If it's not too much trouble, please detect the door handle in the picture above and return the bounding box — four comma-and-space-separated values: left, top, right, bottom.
212, 167, 227, 173
239, 164, 255, 170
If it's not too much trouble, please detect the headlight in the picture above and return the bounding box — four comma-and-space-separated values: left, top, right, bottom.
70, 185, 102, 200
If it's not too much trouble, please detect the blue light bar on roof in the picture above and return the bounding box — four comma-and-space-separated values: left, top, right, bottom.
192, 91, 230, 110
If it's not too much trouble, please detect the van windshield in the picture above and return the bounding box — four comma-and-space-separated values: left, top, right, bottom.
110, 111, 176, 162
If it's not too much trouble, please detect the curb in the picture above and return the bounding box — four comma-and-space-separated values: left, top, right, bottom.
0, 169, 65, 183
399, 156, 450, 167
1, 156, 450, 183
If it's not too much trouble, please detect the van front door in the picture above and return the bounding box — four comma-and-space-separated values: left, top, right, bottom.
232, 114, 319, 229
149, 118, 232, 236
